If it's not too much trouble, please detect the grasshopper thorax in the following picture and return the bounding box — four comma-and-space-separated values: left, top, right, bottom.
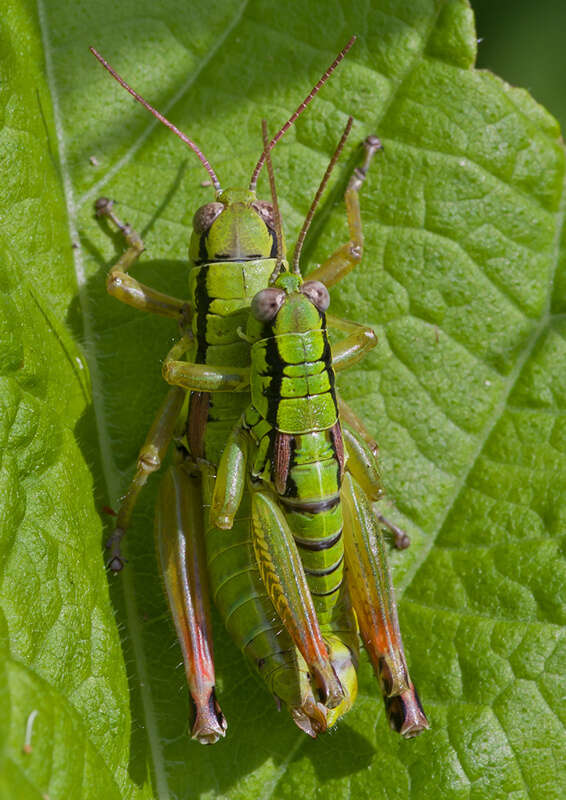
189, 188, 282, 265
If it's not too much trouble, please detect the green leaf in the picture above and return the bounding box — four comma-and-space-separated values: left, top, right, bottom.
2, 0, 565, 798
0, 2, 142, 799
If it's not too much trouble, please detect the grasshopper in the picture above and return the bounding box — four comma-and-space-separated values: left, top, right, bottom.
92, 41, 426, 741
196, 120, 428, 737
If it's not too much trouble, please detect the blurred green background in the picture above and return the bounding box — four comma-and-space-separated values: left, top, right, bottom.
474, 0, 566, 131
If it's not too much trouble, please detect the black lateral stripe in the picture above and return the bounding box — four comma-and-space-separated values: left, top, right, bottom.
263, 331, 284, 427
303, 553, 344, 577
216, 252, 263, 259
321, 325, 339, 417
194, 264, 211, 362
197, 231, 209, 265
328, 422, 344, 489
269, 227, 278, 258
284, 435, 298, 498
310, 582, 343, 598
321, 327, 332, 370
294, 528, 342, 552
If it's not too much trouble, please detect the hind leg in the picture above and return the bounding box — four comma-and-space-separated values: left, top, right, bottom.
155, 462, 226, 743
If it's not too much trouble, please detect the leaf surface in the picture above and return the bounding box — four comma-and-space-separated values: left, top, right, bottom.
2, 1, 565, 798
1, 2, 141, 798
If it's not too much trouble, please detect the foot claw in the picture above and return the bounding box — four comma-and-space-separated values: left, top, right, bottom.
386, 685, 429, 739
190, 690, 227, 745
95, 196, 114, 217
105, 527, 126, 571
107, 554, 126, 572
375, 513, 411, 550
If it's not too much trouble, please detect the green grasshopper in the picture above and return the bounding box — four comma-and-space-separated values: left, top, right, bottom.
189, 120, 428, 738
92, 42, 426, 741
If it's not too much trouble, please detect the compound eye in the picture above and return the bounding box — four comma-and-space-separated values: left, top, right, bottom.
252, 201, 275, 228
301, 280, 330, 312
251, 287, 286, 322
193, 202, 224, 234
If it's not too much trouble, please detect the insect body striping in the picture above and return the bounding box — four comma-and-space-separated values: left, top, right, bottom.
245, 280, 347, 621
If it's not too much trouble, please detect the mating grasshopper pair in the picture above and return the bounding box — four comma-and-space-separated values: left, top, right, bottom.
92, 39, 428, 743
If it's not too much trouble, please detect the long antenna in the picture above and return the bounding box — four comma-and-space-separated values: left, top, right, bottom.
292, 116, 354, 275
261, 120, 285, 282
89, 47, 222, 191
249, 36, 356, 191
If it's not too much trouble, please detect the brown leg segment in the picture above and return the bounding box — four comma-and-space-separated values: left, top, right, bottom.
106, 386, 186, 570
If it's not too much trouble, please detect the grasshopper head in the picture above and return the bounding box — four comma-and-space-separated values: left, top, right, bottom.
189, 188, 283, 265
248, 273, 331, 340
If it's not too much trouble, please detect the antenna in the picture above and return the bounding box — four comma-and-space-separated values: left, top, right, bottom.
261, 120, 285, 282
249, 36, 356, 191
292, 116, 354, 274
89, 47, 222, 191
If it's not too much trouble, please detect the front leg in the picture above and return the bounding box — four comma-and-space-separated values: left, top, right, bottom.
163, 334, 251, 392
307, 135, 382, 288
96, 197, 190, 320
328, 314, 377, 371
